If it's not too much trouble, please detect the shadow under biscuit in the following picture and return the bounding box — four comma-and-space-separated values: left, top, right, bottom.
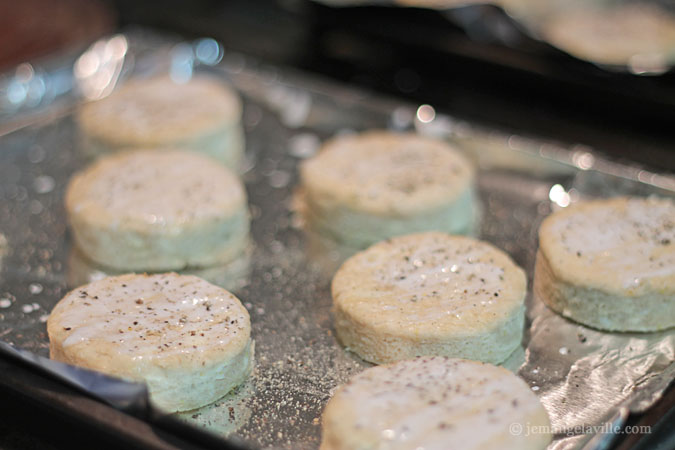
501, 345, 527, 373
66, 243, 253, 293
304, 226, 363, 281
175, 369, 255, 438
297, 192, 483, 281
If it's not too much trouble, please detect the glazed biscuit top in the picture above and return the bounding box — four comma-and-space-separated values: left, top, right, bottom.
332, 232, 526, 337
300, 132, 474, 216
48, 273, 250, 370
79, 75, 242, 145
539, 197, 675, 295
325, 357, 547, 450
66, 150, 246, 231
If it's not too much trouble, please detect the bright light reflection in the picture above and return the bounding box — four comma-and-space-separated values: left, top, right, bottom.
106, 35, 128, 59
572, 151, 595, 170
194, 38, 223, 65
416, 104, 435, 123
549, 184, 571, 207
170, 43, 194, 84
15, 63, 34, 82
7, 80, 27, 104
75, 34, 128, 100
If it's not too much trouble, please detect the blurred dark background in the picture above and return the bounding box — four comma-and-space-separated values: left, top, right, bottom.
114, 0, 675, 172
1, 0, 675, 171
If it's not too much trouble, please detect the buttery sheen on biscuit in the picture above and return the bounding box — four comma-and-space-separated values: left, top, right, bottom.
300, 131, 476, 248
66, 149, 249, 271
535, 196, 675, 331
48, 273, 254, 412
332, 232, 526, 364
321, 357, 551, 450
78, 75, 244, 168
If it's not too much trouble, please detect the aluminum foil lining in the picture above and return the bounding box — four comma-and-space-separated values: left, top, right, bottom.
0, 31, 673, 449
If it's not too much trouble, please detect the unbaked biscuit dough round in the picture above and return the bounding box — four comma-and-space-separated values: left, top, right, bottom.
321, 357, 551, 450
48, 273, 254, 412
78, 75, 245, 169
535, 196, 675, 332
539, 4, 675, 69
66, 149, 249, 271
332, 232, 526, 364
299, 131, 476, 248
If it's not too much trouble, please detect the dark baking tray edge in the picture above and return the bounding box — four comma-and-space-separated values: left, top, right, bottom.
0, 358, 235, 450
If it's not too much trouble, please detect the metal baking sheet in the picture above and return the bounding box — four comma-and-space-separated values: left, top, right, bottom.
0, 31, 674, 450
